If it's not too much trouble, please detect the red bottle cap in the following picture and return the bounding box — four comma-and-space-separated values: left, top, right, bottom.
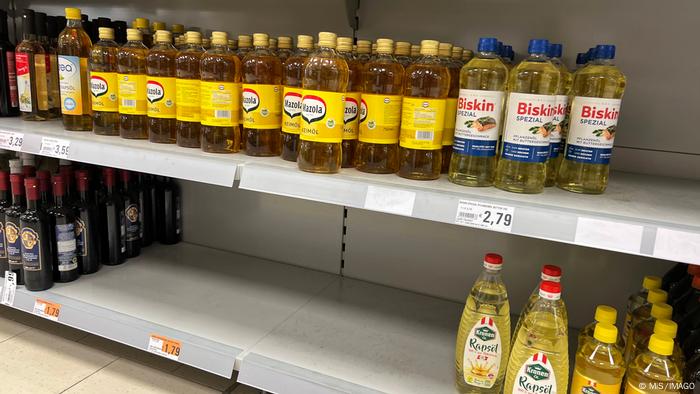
688, 265, 700, 276
103, 167, 116, 187
692, 276, 700, 290
541, 264, 562, 280
36, 170, 51, 193
10, 174, 24, 195
59, 165, 73, 187
120, 169, 131, 182
52, 174, 65, 197
0, 170, 8, 191
539, 281, 562, 300
75, 170, 90, 192
24, 177, 39, 200
483, 253, 503, 270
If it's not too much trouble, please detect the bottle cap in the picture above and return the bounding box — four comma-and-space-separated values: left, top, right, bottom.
336, 37, 353, 52
52, 174, 66, 196
593, 323, 617, 344
185, 31, 202, 44
269, 37, 277, 49
477, 37, 498, 53
371, 43, 377, 54
297, 35, 313, 49
24, 177, 39, 201
9, 159, 21, 175
462, 49, 474, 60
648, 334, 674, 356
653, 319, 678, 339
376, 38, 393, 55
202, 38, 210, 47
541, 265, 562, 282
646, 288, 668, 304
594, 305, 617, 325
22, 9, 35, 37
252, 33, 269, 47
693, 275, 700, 290
133, 17, 149, 29
154, 30, 171, 43
318, 32, 337, 48
539, 281, 561, 300
36, 170, 50, 193
10, 174, 24, 195
688, 265, 700, 275
152, 21, 165, 31
420, 40, 439, 56
576, 53, 587, 65
98, 27, 114, 40
65, 7, 81, 20
126, 28, 142, 41
451, 46, 463, 59
642, 275, 662, 290
650, 302, 673, 320
103, 167, 116, 187
171, 24, 184, 34
394, 41, 410, 56
527, 39, 549, 55
278, 36, 292, 49
594, 44, 616, 60
211, 31, 228, 45
438, 42, 452, 57
0, 171, 8, 191
356, 40, 371, 54
548, 43, 563, 58
505, 45, 514, 60
483, 253, 503, 270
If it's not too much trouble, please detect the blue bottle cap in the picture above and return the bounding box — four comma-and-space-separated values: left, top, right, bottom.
548, 43, 563, 58
594, 44, 616, 59
528, 39, 549, 55
477, 37, 498, 53
505, 45, 514, 60
496, 40, 503, 55
586, 47, 595, 60
576, 52, 587, 65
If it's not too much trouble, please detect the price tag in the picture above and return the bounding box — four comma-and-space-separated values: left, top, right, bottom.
653, 228, 700, 263
147, 334, 182, 361
0, 131, 24, 151
575, 217, 643, 253
39, 137, 71, 159
364, 185, 416, 216
455, 199, 514, 233
33, 298, 61, 321
1, 271, 16, 306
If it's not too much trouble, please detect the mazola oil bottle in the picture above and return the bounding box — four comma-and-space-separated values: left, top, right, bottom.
394, 41, 412, 68
397, 39, 449, 180
236, 34, 252, 139
297, 32, 348, 174
58, 7, 92, 131
171, 24, 184, 41
336, 37, 360, 168
132, 18, 152, 47
356, 40, 371, 63
227, 39, 237, 52
277, 36, 293, 62
439, 42, 460, 173
88, 27, 119, 135
16, 9, 49, 121
545, 43, 572, 187
268, 37, 278, 55
280, 34, 313, 162
146, 30, 178, 143
117, 28, 148, 139
175, 31, 205, 148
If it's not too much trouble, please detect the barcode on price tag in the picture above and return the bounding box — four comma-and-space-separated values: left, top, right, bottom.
0, 131, 24, 151
39, 137, 71, 159
455, 199, 514, 233
1, 271, 16, 306
147, 334, 182, 361
33, 298, 61, 321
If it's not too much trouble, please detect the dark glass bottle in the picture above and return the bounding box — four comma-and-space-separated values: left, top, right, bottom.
36, 169, 51, 209
99, 168, 125, 265
58, 161, 75, 202
0, 10, 19, 117
47, 175, 79, 282
120, 170, 140, 258
137, 173, 153, 247
148, 174, 160, 243
74, 170, 100, 274
21, 177, 52, 291
685, 352, 700, 394
663, 263, 688, 291
158, 177, 181, 245
0, 171, 10, 275
5, 173, 25, 283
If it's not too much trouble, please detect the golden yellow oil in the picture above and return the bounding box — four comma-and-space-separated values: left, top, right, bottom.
57, 8, 92, 131
118, 29, 148, 139
337, 37, 361, 168
277, 36, 293, 63
175, 32, 205, 148
625, 335, 683, 393
147, 30, 178, 143
355, 40, 372, 64
570, 324, 625, 393
280, 35, 312, 162
394, 41, 412, 69
16, 10, 50, 121
440, 42, 461, 174
545, 46, 572, 187
89, 27, 119, 135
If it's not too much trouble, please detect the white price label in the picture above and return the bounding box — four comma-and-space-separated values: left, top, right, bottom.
653, 228, 700, 263
575, 217, 643, 253
147, 334, 182, 361
455, 199, 514, 233
1, 271, 16, 306
364, 185, 416, 216
0, 131, 24, 151
39, 137, 71, 159
32, 299, 61, 321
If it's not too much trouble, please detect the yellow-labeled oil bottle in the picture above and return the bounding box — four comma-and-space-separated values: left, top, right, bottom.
355, 38, 404, 174
556, 45, 626, 194
455, 253, 510, 393
578, 305, 624, 350
147, 30, 177, 143
625, 334, 683, 393
545, 43, 572, 187
440, 42, 459, 173
237, 35, 252, 136
280, 35, 313, 162
117, 28, 148, 139
394, 41, 412, 69
298, 32, 348, 173
448, 38, 508, 187
58, 7, 92, 131
336, 37, 360, 167
626, 302, 673, 363
397, 39, 449, 180
512, 265, 564, 347
277, 36, 293, 62
268, 37, 278, 55
494, 39, 560, 194
371, 43, 377, 59
35, 12, 59, 118
241, 33, 282, 156
175, 31, 205, 148
632, 319, 685, 372
16, 9, 49, 121
132, 18, 152, 47
227, 39, 237, 52
623, 276, 663, 347
356, 40, 371, 63
410, 44, 420, 60
200, 31, 241, 153
570, 323, 625, 394
89, 27, 119, 135
626, 289, 669, 355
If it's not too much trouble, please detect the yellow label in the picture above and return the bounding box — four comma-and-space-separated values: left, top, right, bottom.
118, 73, 147, 115
176, 79, 200, 122
399, 97, 446, 150
442, 97, 458, 146
200, 81, 240, 127
35, 55, 49, 111
282, 87, 303, 134
147, 76, 176, 118
58, 56, 86, 115
358, 93, 401, 144
300, 89, 345, 143
242, 84, 282, 129
90, 72, 118, 112
343, 91, 360, 140
571, 369, 621, 394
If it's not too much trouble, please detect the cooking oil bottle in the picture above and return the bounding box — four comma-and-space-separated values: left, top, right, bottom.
355, 38, 404, 174
36, 13, 59, 119
147, 30, 177, 143
277, 36, 293, 62
117, 28, 148, 139
200, 31, 241, 153
237, 34, 252, 58
494, 39, 560, 194
626, 289, 669, 355
462, 49, 474, 63
394, 41, 412, 68
241, 33, 282, 156
556, 45, 626, 194
625, 334, 682, 393
448, 37, 508, 187
570, 323, 625, 393
151, 22, 165, 35
398, 40, 449, 180
505, 281, 569, 394
297, 32, 348, 173
623, 276, 663, 347
578, 305, 624, 349
410, 44, 420, 60
626, 302, 673, 363
440, 42, 460, 173
268, 37, 278, 55
227, 39, 237, 52
202, 37, 210, 50
57, 7, 92, 131
454, 253, 510, 393
16, 9, 49, 121
280, 34, 313, 161
88, 27, 119, 135
632, 319, 685, 372
171, 24, 184, 41
545, 43, 572, 187
512, 265, 564, 349
175, 31, 205, 148
336, 37, 360, 167
356, 40, 371, 63
132, 18, 152, 47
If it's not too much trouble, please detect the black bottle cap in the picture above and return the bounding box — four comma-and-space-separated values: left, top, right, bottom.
81, 14, 88, 23
111, 20, 127, 43
97, 17, 111, 27
35, 12, 47, 37
47, 16, 58, 38
57, 16, 66, 30
22, 9, 36, 37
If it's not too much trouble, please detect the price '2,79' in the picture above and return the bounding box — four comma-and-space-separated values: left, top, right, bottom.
481, 211, 512, 227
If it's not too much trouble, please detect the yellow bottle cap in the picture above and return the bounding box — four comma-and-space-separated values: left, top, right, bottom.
297, 35, 313, 49
126, 28, 143, 41
98, 27, 114, 40
211, 31, 228, 46
152, 21, 166, 31
253, 33, 269, 47
185, 31, 202, 45
154, 30, 171, 43
65, 8, 81, 20
394, 41, 410, 56
238, 35, 252, 48
653, 319, 678, 339
594, 305, 617, 325
356, 40, 371, 54
438, 42, 452, 57
647, 288, 668, 304
171, 24, 184, 34
318, 32, 337, 48
648, 334, 674, 356
336, 37, 353, 52
420, 40, 439, 56
642, 275, 662, 290
278, 36, 292, 49
452, 46, 463, 59
269, 37, 277, 49
133, 17, 149, 29
376, 38, 394, 55
228, 39, 237, 48
650, 302, 673, 320
593, 323, 618, 344
410, 44, 420, 57
462, 49, 474, 60
371, 43, 377, 54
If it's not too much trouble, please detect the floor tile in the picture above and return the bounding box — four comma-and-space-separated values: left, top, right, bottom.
171, 364, 238, 391
0, 308, 30, 342
79, 334, 181, 373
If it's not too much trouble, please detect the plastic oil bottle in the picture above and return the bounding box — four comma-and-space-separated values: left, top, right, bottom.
57, 7, 92, 131
570, 323, 625, 393
454, 253, 510, 393
132, 18, 152, 47
336, 37, 360, 167
556, 45, 626, 194
356, 40, 371, 63
462, 49, 474, 63
394, 41, 412, 68
171, 24, 184, 41
545, 43, 572, 187
440, 42, 460, 173
448, 37, 508, 187
397, 39, 449, 180
452, 46, 464, 67
175, 31, 205, 148
277, 36, 293, 62
626, 334, 682, 393
227, 39, 237, 52
632, 319, 685, 371
626, 289, 669, 355
117, 28, 148, 139
146, 30, 178, 143
623, 276, 663, 346
237, 34, 252, 136
280, 35, 313, 161
151, 22, 165, 36
626, 302, 673, 363
410, 44, 420, 60
297, 32, 348, 174
494, 39, 560, 194
512, 264, 564, 347
88, 27, 119, 135
16, 9, 49, 121
355, 38, 404, 174
578, 305, 624, 349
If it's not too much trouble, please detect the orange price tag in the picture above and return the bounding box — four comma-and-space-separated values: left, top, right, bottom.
33, 298, 61, 321
147, 334, 182, 360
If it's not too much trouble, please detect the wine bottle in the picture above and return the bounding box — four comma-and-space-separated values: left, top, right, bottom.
158, 177, 181, 245
74, 170, 100, 274
58, 160, 74, 202
99, 168, 125, 265
0, 10, 19, 117
47, 175, 79, 282
6, 173, 25, 283
120, 170, 140, 258
36, 169, 51, 209
21, 177, 52, 291
0, 171, 10, 275
137, 173, 153, 247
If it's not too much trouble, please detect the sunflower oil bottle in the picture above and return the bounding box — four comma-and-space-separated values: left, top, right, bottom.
556, 45, 626, 194
626, 289, 669, 353
626, 302, 673, 363
280, 35, 313, 161
355, 38, 404, 174
16, 9, 49, 121
544, 43, 572, 187
448, 37, 508, 187
397, 40, 449, 180
578, 305, 624, 349
146, 30, 177, 143
625, 334, 682, 393
632, 319, 685, 372
356, 40, 371, 63
57, 7, 92, 131
297, 32, 348, 173
439, 42, 460, 173
117, 28, 148, 139
512, 264, 564, 347
88, 27, 119, 135
277, 36, 293, 62
494, 39, 559, 194
623, 276, 663, 346
570, 323, 625, 393
336, 37, 360, 167
394, 41, 411, 68
132, 18, 152, 47
454, 253, 510, 393
175, 31, 205, 148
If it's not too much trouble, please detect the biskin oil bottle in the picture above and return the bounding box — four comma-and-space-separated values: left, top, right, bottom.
147, 30, 178, 143
117, 28, 148, 139
545, 43, 572, 187
398, 39, 449, 180
297, 32, 348, 174
277, 36, 293, 62
336, 37, 361, 167
556, 45, 626, 194
176, 31, 205, 148
439, 42, 459, 173
494, 39, 560, 194
58, 7, 92, 131
16, 9, 49, 121
394, 41, 412, 69
355, 38, 404, 174
280, 35, 313, 161
89, 27, 119, 135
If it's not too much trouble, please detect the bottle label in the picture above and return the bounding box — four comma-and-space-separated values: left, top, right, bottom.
6, 52, 18, 108
549, 95, 568, 159
358, 94, 401, 144
399, 97, 446, 150
462, 315, 502, 389
564, 96, 622, 165
242, 84, 282, 129
58, 55, 86, 115
453, 89, 504, 157
20, 227, 41, 271
48, 54, 60, 110
125, 203, 140, 242
0, 220, 6, 258
147, 76, 176, 119
176, 78, 201, 122
16, 53, 32, 112
75, 217, 87, 257
442, 97, 458, 146
55, 223, 78, 272
200, 81, 240, 127
570, 369, 621, 394
5, 221, 20, 263
281, 87, 303, 134
512, 352, 558, 394
501, 92, 556, 163
90, 72, 118, 112
118, 73, 147, 115
299, 90, 345, 143
343, 92, 360, 140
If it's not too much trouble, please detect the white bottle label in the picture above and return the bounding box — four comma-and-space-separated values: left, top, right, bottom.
453, 89, 505, 157
15, 53, 32, 112
512, 352, 558, 394
549, 95, 568, 158
564, 96, 621, 165
462, 315, 502, 388
502, 92, 556, 163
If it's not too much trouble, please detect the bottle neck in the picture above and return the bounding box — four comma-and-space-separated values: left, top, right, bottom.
79, 189, 89, 202
54, 194, 64, 206
0, 190, 7, 202
375, 52, 394, 61
12, 193, 23, 205
40, 190, 49, 203
527, 52, 549, 62
593, 58, 615, 66
66, 18, 82, 29
477, 50, 500, 60
26, 198, 37, 210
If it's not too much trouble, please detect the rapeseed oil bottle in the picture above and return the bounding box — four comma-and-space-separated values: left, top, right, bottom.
35, 12, 59, 118
632, 319, 685, 372
298, 32, 348, 173
626, 288, 668, 352
147, 30, 177, 143
626, 334, 682, 393
132, 18, 152, 47
280, 35, 313, 161
394, 41, 412, 68
200, 31, 241, 153
356, 40, 371, 63
277, 36, 293, 62
545, 43, 572, 187
336, 37, 360, 167
440, 42, 460, 173
623, 275, 663, 347
175, 31, 205, 148
241, 33, 282, 156
494, 39, 560, 194
88, 27, 119, 135
512, 264, 564, 349
448, 38, 507, 187
570, 323, 625, 393
397, 39, 449, 180
16, 9, 49, 121
556, 45, 626, 194
355, 38, 404, 174
117, 28, 148, 139
58, 7, 92, 131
